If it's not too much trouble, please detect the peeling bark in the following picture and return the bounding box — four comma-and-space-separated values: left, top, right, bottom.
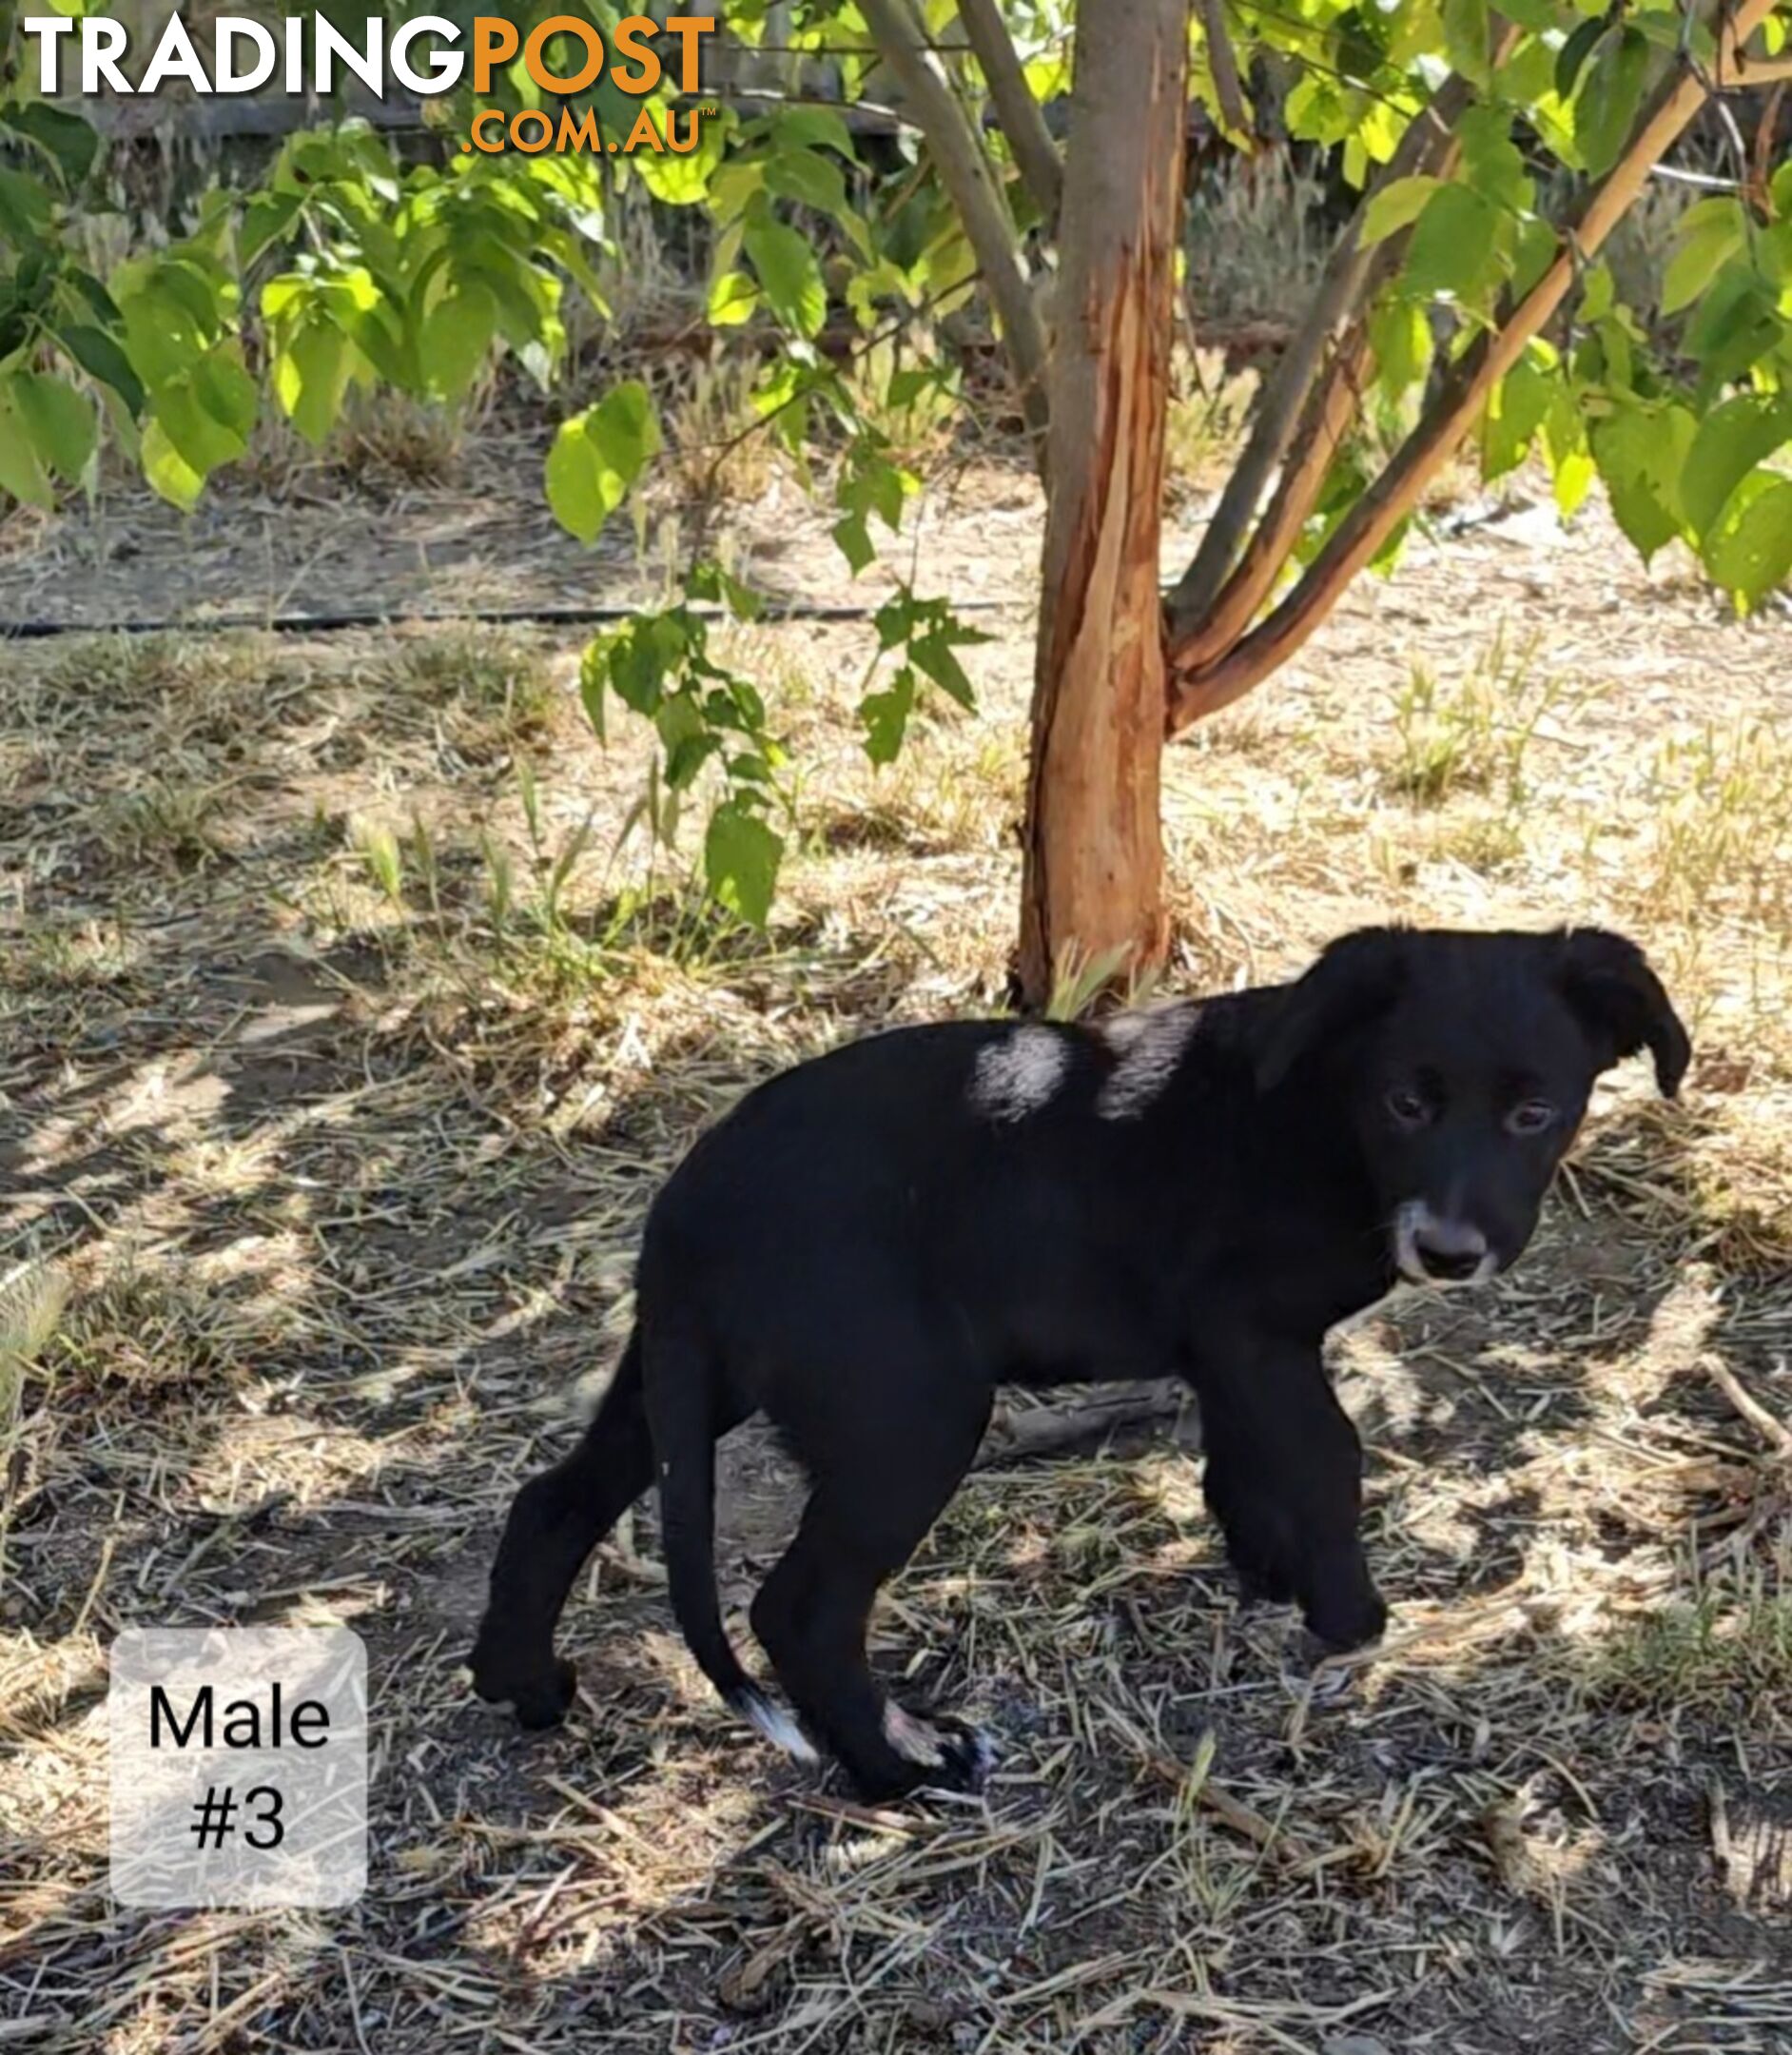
1017, 0, 1190, 1008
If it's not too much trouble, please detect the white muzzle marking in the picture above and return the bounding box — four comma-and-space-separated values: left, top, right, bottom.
1393, 1200, 1497, 1287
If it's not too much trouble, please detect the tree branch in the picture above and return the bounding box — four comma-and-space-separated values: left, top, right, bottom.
1166, 57, 1510, 659
1167, 0, 1779, 731
1728, 52, 1792, 83
956, 0, 1064, 224
860, 0, 1052, 471
1199, 0, 1255, 145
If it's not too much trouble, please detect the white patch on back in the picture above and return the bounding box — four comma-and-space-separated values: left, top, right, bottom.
969, 1026, 1070, 1124
1096, 1003, 1201, 1120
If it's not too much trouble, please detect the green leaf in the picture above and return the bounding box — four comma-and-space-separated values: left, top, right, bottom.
0, 387, 55, 509
1481, 357, 1552, 480
1509, 216, 1559, 301
1368, 300, 1432, 399
1578, 262, 1616, 323
63, 268, 122, 329
1591, 403, 1696, 561
53, 321, 145, 417
578, 637, 608, 742
909, 632, 976, 709
1544, 387, 1595, 518
861, 668, 916, 765
1359, 175, 1441, 248
707, 269, 760, 326
1681, 396, 1792, 539
1554, 17, 1607, 100
12, 371, 96, 480
1575, 27, 1648, 179
118, 300, 193, 396
0, 168, 53, 244
1704, 480, 1792, 607
656, 692, 715, 790
241, 190, 304, 266
688, 561, 765, 619
704, 802, 782, 927
419, 283, 497, 403
1457, 108, 1530, 213
743, 215, 828, 340
1442, 0, 1490, 85
769, 107, 859, 162
833, 512, 875, 574
766, 147, 849, 222
151, 382, 242, 476
1685, 269, 1784, 383
1663, 200, 1745, 315
545, 381, 663, 544
276, 322, 350, 448
1404, 185, 1500, 300
542, 419, 599, 538
631, 98, 728, 206
141, 418, 205, 512
190, 345, 259, 443
2, 103, 99, 187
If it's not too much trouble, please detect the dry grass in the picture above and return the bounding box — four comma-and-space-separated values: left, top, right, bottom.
1165, 347, 1262, 499
4, 464, 1792, 2054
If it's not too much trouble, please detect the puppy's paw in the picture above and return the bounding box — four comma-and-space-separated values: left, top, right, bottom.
1212, 1497, 1301, 1610
860, 1705, 995, 1801
1231, 1554, 1297, 1609
468, 1651, 577, 1730
1300, 1569, 1388, 1654
925, 1714, 996, 1796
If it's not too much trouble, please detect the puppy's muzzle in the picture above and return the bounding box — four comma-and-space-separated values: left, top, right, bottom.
1393, 1202, 1495, 1286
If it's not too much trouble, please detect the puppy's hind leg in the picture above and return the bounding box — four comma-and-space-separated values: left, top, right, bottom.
470, 1332, 653, 1728
750, 1381, 991, 1802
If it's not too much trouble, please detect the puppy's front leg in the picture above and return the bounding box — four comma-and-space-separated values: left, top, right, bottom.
1191, 1327, 1386, 1652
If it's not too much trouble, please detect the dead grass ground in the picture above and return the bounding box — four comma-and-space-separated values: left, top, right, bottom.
3, 458, 1792, 2054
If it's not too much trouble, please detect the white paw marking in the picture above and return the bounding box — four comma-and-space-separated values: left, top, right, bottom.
883, 1702, 948, 1767
738, 1690, 819, 1764
966, 1726, 998, 1781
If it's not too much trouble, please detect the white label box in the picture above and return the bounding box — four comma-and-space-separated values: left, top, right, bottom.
109, 1627, 367, 1909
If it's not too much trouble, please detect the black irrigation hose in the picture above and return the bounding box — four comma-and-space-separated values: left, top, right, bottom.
0, 597, 1020, 642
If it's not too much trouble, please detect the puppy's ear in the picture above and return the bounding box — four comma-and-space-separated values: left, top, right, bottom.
1554, 928, 1691, 1098
1256, 928, 1409, 1093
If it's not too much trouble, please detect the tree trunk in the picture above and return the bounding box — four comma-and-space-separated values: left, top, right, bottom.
1016, 0, 1189, 1008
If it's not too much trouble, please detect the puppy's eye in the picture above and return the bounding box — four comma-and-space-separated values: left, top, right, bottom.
1506, 1098, 1558, 1136
1385, 1086, 1432, 1127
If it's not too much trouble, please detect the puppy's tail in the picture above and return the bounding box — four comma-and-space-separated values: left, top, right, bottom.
645, 1330, 816, 1763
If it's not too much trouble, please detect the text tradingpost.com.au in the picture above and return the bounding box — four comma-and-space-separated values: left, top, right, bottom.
20, 12, 721, 158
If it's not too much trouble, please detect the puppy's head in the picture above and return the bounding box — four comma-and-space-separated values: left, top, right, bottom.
1256, 927, 1689, 1285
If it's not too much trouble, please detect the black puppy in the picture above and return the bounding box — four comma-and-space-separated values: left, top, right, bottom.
471, 926, 1688, 1798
